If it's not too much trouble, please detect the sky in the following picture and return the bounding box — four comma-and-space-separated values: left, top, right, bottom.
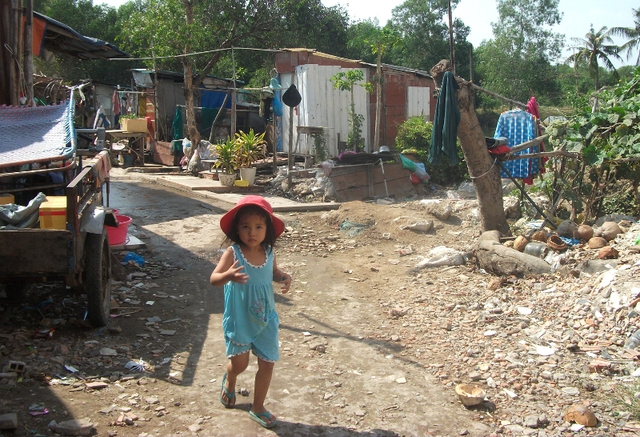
99, 0, 638, 67
323, 0, 638, 67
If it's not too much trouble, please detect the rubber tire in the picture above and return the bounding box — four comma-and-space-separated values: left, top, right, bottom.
84, 228, 111, 327
2, 281, 28, 302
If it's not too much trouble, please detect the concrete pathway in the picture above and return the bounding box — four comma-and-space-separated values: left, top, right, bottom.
121, 167, 340, 212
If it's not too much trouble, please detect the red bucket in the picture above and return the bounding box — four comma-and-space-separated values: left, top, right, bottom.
106, 214, 132, 246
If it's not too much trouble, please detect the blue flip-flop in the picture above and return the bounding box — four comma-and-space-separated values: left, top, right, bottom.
219, 373, 236, 408
249, 410, 277, 428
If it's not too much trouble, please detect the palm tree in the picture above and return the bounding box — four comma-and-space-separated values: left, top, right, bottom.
610, 8, 640, 66
566, 26, 623, 91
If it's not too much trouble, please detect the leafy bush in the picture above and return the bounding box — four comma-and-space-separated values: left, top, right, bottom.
544, 66, 640, 222
395, 117, 468, 185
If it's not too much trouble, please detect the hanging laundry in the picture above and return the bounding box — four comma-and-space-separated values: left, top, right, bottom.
494, 108, 538, 184
172, 106, 183, 140
112, 89, 121, 128
428, 71, 460, 165
526, 96, 547, 175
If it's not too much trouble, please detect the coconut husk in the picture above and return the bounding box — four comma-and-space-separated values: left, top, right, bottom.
588, 237, 608, 249
598, 246, 619, 259
574, 224, 594, 241
513, 235, 529, 252
597, 221, 622, 241
530, 230, 548, 242
564, 404, 597, 427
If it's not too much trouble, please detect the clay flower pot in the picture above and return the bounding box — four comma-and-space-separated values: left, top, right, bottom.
547, 235, 567, 251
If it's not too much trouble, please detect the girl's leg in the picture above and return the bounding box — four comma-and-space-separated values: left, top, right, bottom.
251, 358, 275, 422
222, 352, 250, 404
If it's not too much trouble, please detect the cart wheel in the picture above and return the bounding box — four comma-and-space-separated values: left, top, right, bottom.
2, 281, 28, 302
84, 228, 112, 327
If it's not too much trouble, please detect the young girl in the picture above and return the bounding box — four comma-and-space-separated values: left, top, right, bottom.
210, 195, 291, 429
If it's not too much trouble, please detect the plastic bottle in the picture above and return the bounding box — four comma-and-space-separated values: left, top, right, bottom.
624, 329, 640, 349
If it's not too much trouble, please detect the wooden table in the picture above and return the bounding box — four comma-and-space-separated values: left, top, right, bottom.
106, 130, 146, 166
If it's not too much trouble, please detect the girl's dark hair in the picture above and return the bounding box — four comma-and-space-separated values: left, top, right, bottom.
222, 205, 277, 248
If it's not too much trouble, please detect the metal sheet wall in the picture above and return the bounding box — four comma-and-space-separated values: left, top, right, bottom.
279, 65, 370, 158
407, 86, 431, 120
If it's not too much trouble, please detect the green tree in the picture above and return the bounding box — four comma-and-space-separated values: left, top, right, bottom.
33, 0, 131, 85
475, 0, 564, 105
345, 20, 387, 63
364, 27, 400, 150
330, 69, 373, 151
610, 8, 640, 66
566, 26, 623, 91
273, 0, 350, 57
120, 0, 279, 156
388, 0, 471, 78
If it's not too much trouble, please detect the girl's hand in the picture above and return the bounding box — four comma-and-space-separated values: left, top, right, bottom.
228, 260, 249, 284
275, 272, 291, 293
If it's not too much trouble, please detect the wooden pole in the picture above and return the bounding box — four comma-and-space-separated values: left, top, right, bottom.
471, 83, 526, 109
231, 47, 237, 137
447, 0, 455, 75
272, 117, 278, 175
208, 92, 229, 142
24, 0, 33, 106
287, 104, 293, 186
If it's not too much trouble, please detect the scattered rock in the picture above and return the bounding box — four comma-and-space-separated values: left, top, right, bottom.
564, 404, 598, 427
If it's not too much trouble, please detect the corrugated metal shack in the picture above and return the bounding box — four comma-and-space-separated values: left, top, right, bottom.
275, 48, 436, 202
274, 48, 437, 157
130, 69, 263, 166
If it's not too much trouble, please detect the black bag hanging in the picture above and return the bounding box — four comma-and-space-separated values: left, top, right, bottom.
282, 84, 302, 107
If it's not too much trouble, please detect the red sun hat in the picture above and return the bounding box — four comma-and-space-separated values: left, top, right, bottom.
220, 195, 285, 238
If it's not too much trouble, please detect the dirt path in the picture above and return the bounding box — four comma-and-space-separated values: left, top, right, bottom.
0, 171, 491, 436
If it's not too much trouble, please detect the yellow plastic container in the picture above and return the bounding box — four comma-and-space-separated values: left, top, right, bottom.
234, 180, 250, 187
0, 193, 14, 205
39, 196, 67, 229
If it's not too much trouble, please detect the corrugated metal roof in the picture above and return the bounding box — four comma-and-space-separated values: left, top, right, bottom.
280, 48, 432, 79
35, 12, 128, 60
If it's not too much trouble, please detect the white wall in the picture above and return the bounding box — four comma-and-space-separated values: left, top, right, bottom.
279, 65, 371, 158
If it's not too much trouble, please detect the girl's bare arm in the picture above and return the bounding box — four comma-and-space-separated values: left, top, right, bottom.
272, 253, 291, 293
210, 247, 249, 286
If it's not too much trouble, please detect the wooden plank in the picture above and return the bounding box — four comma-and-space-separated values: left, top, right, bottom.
0, 230, 73, 274
330, 162, 416, 202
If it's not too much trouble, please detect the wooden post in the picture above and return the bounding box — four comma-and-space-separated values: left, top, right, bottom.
287, 105, 293, 186
24, 0, 33, 106
231, 48, 237, 137
447, 0, 455, 75
272, 118, 278, 175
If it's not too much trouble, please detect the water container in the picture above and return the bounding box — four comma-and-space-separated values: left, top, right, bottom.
106, 215, 132, 246
524, 241, 548, 258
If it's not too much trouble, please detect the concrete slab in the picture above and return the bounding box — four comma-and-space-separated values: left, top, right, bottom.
135, 172, 340, 213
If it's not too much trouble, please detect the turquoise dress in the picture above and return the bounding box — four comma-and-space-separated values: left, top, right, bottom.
222, 244, 279, 361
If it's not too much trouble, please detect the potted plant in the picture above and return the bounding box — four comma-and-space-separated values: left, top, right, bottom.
233, 129, 266, 186
213, 137, 238, 187
119, 113, 147, 132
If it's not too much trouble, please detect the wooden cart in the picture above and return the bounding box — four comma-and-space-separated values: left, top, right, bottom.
0, 101, 114, 326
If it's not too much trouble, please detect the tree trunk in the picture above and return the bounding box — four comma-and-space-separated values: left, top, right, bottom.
456, 82, 510, 235
374, 49, 382, 151
181, 0, 200, 162
183, 59, 201, 162
430, 60, 509, 235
